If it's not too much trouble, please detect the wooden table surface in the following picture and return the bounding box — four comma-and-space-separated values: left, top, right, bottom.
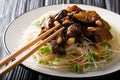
0, 0, 120, 80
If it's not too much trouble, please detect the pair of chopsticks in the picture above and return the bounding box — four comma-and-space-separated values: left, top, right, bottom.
0, 22, 64, 77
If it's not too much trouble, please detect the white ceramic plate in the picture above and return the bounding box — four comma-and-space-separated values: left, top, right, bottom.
3, 4, 120, 77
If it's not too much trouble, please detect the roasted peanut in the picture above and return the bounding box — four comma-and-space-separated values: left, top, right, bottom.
67, 37, 75, 45
87, 27, 96, 31
66, 6, 72, 12
57, 36, 62, 43
62, 19, 71, 25
54, 21, 61, 26
50, 14, 56, 19
95, 20, 102, 26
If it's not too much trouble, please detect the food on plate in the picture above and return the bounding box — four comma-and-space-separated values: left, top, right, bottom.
19, 5, 120, 73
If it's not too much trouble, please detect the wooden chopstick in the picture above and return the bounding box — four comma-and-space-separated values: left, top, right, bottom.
0, 24, 61, 67
0, 26, 64, 76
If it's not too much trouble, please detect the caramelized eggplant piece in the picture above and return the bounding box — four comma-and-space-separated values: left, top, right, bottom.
67, 23, 82, 37
84, 27, 113, 43
51, 38, 66, 55
52, 45, 66, 55
48, 17, 55, 28
55, 10, 67, 23
73, 11, 100, 23
101, 19, 111, 29
94, 28, 113, 42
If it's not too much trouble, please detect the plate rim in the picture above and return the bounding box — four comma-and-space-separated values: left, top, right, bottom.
2, 4, 120, 78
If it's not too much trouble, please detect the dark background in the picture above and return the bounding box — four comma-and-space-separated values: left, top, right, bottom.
0, 0, 120, 80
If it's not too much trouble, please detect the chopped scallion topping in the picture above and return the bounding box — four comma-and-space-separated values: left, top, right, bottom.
69, 65, 83, 73
39, 45, 52, 55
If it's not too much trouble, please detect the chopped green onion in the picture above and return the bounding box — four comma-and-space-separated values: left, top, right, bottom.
35, 21, 42, 27
101, 51, 112, 56
85, 51, 100, 68
69, 65, 83, 73
39, 45, 52, 55
100, 51, 113, 63
100, 41, 110, 47
86, 52, 98, 62
92, 52, 98, 60
38, 60, 53, 65
54, 58, 60, 61
86, 53, 93, 62
106, 57, 112, 63
34, 17, 46, 27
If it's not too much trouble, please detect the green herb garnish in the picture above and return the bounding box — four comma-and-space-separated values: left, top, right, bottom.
39, 45, 52, 55
35, 21, 42, 27
39, 60, 53, 65
100, 41, 110, 47
86, 52, 98, 62
69, 65, 83, 73
34, 17, 46, 27
101, 51, 112, 57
